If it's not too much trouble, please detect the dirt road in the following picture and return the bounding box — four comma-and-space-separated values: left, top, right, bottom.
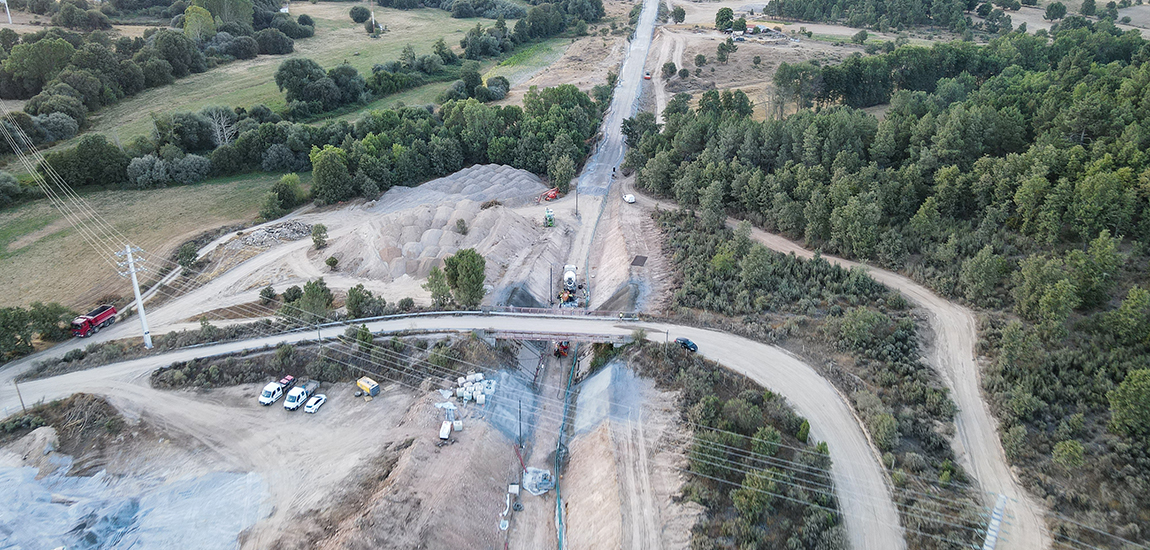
650, 28, 685, 123
628, 185, 1050, 550
0, 312, 906, 550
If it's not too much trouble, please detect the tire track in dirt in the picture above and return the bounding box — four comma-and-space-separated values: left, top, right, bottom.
615, 410, 661, 550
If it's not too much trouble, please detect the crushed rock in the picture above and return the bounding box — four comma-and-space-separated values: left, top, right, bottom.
226, 221, 312, 251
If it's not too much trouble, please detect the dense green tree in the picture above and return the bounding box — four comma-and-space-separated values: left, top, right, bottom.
349, 5, 370, 23
1109, 369, 1150, 438
443, 248, 486, 307
672, 5, 685, 22
40, 134, 129, 187
423, 265, 452, 307
309, 145, 354, 204
3, 38, 75, 88
1045, 1, 1066, 19
311, 223, 328, 249
291, 277, 333, 324
28, 302, 75, 342
0, 307, 33, 359
715, 7, 734, 29
183, 5, 217, 42
191, 0, 253, 26
347, 284, 385, 318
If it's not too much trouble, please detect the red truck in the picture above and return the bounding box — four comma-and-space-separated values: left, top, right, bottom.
72, 305, 117, 338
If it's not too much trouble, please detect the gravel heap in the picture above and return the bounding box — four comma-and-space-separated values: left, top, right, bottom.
230, 221, 312, 250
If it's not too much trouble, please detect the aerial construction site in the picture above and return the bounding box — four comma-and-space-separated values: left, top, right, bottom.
1, 0, 1149, 546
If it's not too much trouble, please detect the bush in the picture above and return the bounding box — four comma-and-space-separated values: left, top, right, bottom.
259, 285, 277, 305
796, 419, 810, 442
0, 172, 20, 207
349, 5, 370, 22
254, 28, 294, 55
227, 35, 260, 59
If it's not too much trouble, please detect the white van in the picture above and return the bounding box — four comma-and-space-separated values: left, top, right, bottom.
258, 383, 283, 405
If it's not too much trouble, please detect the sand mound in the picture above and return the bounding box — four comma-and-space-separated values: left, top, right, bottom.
326, 200, 543, 282
368, 164, 547, 215
325, 165, 559, 287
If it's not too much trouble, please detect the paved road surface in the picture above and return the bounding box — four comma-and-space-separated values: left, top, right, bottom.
0, 313, 905, 550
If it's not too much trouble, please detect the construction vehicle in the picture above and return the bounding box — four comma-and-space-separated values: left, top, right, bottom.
544, 208, 555, 227
558, 265, 584, 307
536, 188, 559, 203
563, 265, 577, 291
553, 341, 570, 358
71, 305, 117, 338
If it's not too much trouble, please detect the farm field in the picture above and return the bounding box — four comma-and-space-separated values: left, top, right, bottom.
0, 172, 284, 309
85, 4, 491, 142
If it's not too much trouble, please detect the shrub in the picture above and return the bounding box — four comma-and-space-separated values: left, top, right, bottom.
254, 28, 294, 55
796, 419, 810, 442
259, 285, 277, 305
349, 5, 370, 22
227, 35, 259, 59
311, 223, 328, 249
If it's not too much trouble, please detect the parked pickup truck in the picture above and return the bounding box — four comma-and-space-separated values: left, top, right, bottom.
258, 375, 295, 405
284, 381, 320, 411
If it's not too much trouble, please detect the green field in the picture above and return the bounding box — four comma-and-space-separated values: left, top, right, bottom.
483, 37, 569, 87
0, 171, 284, 308
86, 5, 492, 142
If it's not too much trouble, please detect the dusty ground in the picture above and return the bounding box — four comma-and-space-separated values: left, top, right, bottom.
563, 362, 702, 550
494, 0, 633, 106
647, 24, 849, 120
131, 164, 580, 329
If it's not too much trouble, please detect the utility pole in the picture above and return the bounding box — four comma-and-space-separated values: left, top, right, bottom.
1, 0, 11, 25
13, 379, 26, 414
117, 245, 153, 349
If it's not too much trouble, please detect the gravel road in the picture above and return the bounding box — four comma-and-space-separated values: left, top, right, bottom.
0, 313, 905, 550
629, 186, 1050, 550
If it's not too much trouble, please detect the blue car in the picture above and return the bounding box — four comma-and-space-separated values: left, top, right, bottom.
675, 338, 698, 352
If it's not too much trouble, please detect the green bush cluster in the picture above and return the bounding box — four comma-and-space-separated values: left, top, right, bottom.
654, 210, 981, 547
631, 343, 845, 549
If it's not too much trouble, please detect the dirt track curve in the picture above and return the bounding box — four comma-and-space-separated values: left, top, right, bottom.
0, 313, 905, 550
630, 186, 1050, 550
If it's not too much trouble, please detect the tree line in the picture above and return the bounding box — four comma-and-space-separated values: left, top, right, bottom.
10, 82, 601, 216
625, 20, 1150, 547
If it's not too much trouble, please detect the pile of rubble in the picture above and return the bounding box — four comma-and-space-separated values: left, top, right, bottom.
229, 221, 312, 250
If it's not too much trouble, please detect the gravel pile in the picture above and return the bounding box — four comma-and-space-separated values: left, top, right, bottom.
229, 221, 312, 250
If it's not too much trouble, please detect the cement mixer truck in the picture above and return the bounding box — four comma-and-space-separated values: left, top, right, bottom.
563, 265, 577, 291
558, 265, 582, 307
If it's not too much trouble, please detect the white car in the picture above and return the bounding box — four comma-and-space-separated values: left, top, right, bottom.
623, 194, 636, 203
304, 394, 327, 414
